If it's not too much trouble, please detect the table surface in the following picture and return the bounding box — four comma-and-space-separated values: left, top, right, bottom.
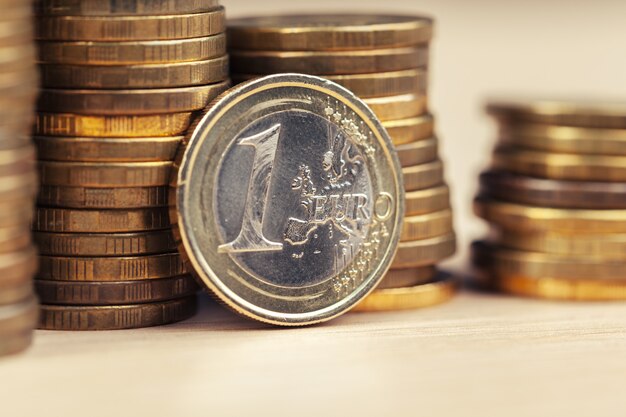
4, 1, 626, 415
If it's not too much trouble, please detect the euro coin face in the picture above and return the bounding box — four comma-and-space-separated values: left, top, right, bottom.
172, 74, 404, 325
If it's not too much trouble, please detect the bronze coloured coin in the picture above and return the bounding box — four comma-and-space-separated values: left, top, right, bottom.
171, 74, 404, 325
0, 172, 38, 201
0, 331, 33, 356
403, 159, 444, 191
35, 0, 220, 16
391, 233, 456, 269
0, 282, 33, 307
227, 14, 433, 51
401, 209, 453, 242
0, 296, 38, 335
0, 226, 31, 253
33, 207, 171, 233
405, 185, 450, 216
377, 266, 437, 289
38, 185, 168, 208
0, 202, 34, 227
0, 145, 36, 176
383, 114, 434, 145
39, 161, 173, 187
0, 247, 38, 291
38, 296, 197, 330
396, 137, 438, 167
36, 275, 198, 305
364, 93, 427, 121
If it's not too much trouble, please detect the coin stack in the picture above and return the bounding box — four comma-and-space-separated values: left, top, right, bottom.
0, 0, 39, 355
227, 14, 457, 312
31, 0, 231, 330
472, 100, 626, 300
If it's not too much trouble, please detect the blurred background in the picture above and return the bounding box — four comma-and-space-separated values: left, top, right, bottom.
224, 0, 626, 270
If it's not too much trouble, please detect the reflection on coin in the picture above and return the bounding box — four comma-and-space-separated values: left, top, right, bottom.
383, 114, 434, 145
34, 207, 170, 233
38, 161, 173, 187
403, 159, 444, 191
396, 137, 438, 167
171, 74, 404, 325
401, 209, 453, 241
363, 93, 427, 121
391, 233, 456, 269
35, 0, 220, 16
405, 185, 450, 216
38, 185, 168, 208
377, 266, 436, 289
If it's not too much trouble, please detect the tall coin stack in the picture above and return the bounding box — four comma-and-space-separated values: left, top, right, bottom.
0, 0, 39, 355
473, 100, 626, 300
227, 15, 457, 312
32, 0, 231, 330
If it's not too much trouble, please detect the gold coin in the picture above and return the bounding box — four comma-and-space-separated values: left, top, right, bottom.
38, 35, 226, 66
377, 266, 437, 289
0, 331, 33, 356
396, 137, 438, 167
36, 275, 198, 305
227, 14, 433, 51
391, 233, 456, 269
383, 114, 434, 145
474, 196, 626, 234
38, 185, 168, 208
403, 159, 444, 191
34, 136, 181, 162
38, 82, 229, 115
401, 209, 453, 242
35, 112, 193, 137
492, 146, 626, 182
36, 8, 225, 41
0, 135, 32, 151
353, 272, 457, 312
38, 252, 184, 281
0, 202, 34, 228
0, 44, 36, 72
33, 207, 171, 233
364, 93, 427, 121
0, 172, 38, 201
0, 281, 33, 307
38, 296, 197, 330
0, 20, 33, 47
0, 296, 38, 335
487, 99, 626, 129
497, 229, 626, 260
0, 247, 38, 291
40, 57, 229, 89
0, 226, 31, 253
35, 0, 220, 16
0, 145, 36, 176
405, 185, 450, 216
230, 47, 428, 75
39, 161, 173, 187
499, 122, 626, 156
34, 230, 176, 256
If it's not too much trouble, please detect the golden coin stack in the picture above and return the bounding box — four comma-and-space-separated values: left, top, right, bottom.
0, 0, 39, 355
473, 100, 626, 300
32, 0, 231, 330
227, 14, 457, 312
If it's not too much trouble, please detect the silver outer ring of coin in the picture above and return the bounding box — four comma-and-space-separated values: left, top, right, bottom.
171, 73, 404, 326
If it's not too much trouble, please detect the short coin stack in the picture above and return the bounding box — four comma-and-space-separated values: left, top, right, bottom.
227, 14, 457, 312
473, 100, 626, 300
32, 0, 231, 330
0, 0, 39, 355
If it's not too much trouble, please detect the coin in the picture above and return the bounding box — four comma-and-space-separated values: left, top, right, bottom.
0, 226, 31, 253
492, 146, 626, 182
34, 230, 176, 256
0, 282, 32, 306
39, 161, 173, 187
352, 272, 457, 312
0, 331, 33, 356
363, 93, 427, 121
35, 112, 193, 137
33, 207, 171, 233
403, 159, 444, 191
0, 247, 38, 290
496, 229, 626, 260
0, 203, 34, 227
391, 233, 456, 269
40, 58, 229, 89
487, 99, 626, 129
35, 0, 220, 16
38, 296, 197, 330
34, 136, 182, 162
405, 185, 450, 216
0, 44, 36, 72
474, 196, 626, 233
0, 172, 38, 201
227, 14, 433, 51
499, 122, 626, 156
382, 114, 434, 145
36, 8, 225, 41
396, 137, 438, 167
0, 145, 35, 176
230, 47, 428, 75
0, 134, 32, 151
401, 209, 453, 242
171, 74, 404, 325
0, 296, 38, 335
377, 266, 437, 289
38, 185, 168, 209
38, 252, 184, 282
36, 275, 198, 305
38, 82, 229, 115
38, 36, 226, 66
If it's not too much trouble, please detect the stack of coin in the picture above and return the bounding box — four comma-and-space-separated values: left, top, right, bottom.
227, 14, 457, 312
0, 0, 39, 355
32, 0, 231, 330
473, 100, 626, 300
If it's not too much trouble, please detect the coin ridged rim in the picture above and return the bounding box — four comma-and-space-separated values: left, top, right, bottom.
401, 209, 453, 242
38, 296, 197, 330
405, 185, 450, 216
227, 14, 433, 51
33, 207, 171, 233
229, 46, 428, 75
35, 0, 221, 16
383, 114, 434, 145
36, 8, 226, 41
38, 161, 173, 187
396, 137, 438, 167
353, 272, 457, 312
474, 196, 626, 233
402, 159, 444, 191
377, 266, 437, 289
38, 185, 169, 208
391, 233, 456, 269
171, 73, 404, 326
38, 82, 230, 115
363, 93, 427, 121
479, 170, 626, 209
